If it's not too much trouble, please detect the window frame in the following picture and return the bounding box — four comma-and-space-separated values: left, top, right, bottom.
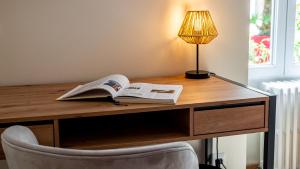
249, 0, 300, 81
285, 0, 300, 77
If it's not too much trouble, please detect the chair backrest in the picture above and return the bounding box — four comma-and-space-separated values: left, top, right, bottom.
1, 125, 199, 169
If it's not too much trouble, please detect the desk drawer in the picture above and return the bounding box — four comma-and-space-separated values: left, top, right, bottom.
193, 105, 265, 135
0, 124, 54, 159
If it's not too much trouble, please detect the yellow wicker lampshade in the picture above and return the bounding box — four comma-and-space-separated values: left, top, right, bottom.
178, 11, 218, 44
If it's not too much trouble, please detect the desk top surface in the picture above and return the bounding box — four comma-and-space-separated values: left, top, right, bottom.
0, 75, 268, 123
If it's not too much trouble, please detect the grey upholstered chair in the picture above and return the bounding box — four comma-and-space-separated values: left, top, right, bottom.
1, 125, 199, 169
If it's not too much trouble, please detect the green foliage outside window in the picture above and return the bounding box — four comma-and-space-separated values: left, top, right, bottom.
294, 3, 300, 63
249, 0, 272, 65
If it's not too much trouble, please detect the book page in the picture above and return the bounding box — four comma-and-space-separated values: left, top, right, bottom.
57, 74, 129, 100
99, 74, 130, 97
118, 83, 182, 100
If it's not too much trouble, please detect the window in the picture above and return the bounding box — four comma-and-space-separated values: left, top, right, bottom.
249, 0, 272, 65
294, 1, 300, 64
249, 0, 300, 80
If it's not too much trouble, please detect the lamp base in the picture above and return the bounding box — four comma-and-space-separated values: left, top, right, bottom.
185, 70, 210, 79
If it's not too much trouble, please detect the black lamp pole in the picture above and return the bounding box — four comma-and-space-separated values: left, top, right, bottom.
196, 44, 199, 73
184, 44, 210, 79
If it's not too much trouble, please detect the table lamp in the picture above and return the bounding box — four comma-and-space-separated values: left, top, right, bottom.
178, 11, 218, 79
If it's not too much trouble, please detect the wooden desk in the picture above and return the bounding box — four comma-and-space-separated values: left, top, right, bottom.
0, 75, 275, 169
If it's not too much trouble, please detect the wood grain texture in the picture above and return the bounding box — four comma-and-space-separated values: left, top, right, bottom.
264, 101, 269, 128
0, 75, 270, 151
53, 120, 60, 147
0, 75, 268, 123
193, 105, 265, 135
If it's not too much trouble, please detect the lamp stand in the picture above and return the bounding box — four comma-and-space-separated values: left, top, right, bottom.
185, 44, 210, 79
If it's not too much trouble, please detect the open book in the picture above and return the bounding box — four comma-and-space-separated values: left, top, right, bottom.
57, 74, 183, 104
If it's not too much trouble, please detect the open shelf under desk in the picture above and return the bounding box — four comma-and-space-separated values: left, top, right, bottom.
59, 108, 191, 149
61, 127, 189, 149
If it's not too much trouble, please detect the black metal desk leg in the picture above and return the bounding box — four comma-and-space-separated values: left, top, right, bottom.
205, 139, 213, 165
263, 95, 276, 169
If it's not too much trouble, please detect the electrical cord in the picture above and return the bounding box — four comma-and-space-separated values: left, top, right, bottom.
215, 137, 227, 169
216, 137, 219, 159
215, 137, 220, 168
221, 163, 227, 169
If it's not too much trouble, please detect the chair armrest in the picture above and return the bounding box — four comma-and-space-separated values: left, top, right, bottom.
1, 125, 39, 145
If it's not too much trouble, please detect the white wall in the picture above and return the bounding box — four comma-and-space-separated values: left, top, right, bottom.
0, 0, 194, 86
0, 0, 249, 86
213, 135, 248, 169
247, 133, 261, 165
0, 0, 250, 169
190, 0, 249, 84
